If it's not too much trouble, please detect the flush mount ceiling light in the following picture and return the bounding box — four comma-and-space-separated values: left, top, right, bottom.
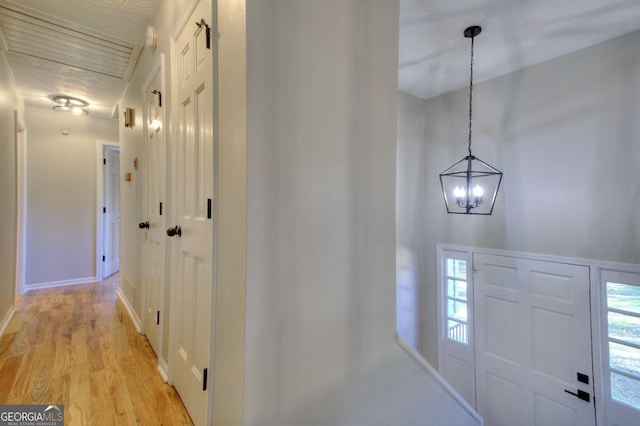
49, 94, 89, 115
439, 26, 502, 215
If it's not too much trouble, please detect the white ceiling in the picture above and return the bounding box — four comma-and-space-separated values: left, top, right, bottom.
399, 0, 640, 99
0, 0, 162, 119
1, 0, 640, 119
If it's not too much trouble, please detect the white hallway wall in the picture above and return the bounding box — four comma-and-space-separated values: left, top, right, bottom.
25, 106, 118, 287
244, 1, 477, 424
397, 29, 640, 365
0, 51, 22, 328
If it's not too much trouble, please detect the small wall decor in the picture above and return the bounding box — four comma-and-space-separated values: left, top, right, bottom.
146, 25, 158, 50
124, 107, 135, 128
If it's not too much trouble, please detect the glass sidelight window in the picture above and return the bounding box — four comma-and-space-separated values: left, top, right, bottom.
445, 257, 469, 344
605, 279, 640, 410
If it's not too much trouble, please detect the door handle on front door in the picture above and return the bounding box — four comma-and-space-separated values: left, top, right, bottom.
564, 389, 590, 402
167, 225, 181, 237
139, 221, 149, 229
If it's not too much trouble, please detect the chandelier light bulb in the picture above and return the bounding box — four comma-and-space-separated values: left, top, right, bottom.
453, 186, 466, 198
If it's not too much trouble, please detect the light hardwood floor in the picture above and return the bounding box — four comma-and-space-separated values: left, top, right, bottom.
0, 274, 193, 425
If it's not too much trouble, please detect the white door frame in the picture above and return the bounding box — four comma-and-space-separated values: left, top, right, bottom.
96, 140, 120, 282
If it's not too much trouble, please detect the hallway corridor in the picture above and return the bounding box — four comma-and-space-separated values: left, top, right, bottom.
0, 275, 193, 425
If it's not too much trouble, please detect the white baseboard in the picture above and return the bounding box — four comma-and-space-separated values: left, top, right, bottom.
0, 306, 15, 337
157, 358, 169, 383
25, 276, 96, 291
397, 333, 483, 425
116, 287, 142, 333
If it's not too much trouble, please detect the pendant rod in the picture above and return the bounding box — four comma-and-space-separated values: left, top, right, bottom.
468, 35, 474, 157
464, 25, 481, 157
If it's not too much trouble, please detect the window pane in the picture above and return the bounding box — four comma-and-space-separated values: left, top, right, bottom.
448, 299, 467, 322
447, 279, 467, 300
454, 260, 466, 279
446, 259, 455, 277
608, 312, 640, 346
611, 372, 640, 410
446, 258, 466, 280
609, 341, 640, 377
607, 282, 640, 315
447, 319, 468, 344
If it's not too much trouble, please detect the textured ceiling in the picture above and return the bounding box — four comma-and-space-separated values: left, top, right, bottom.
399, 0, 640, 99
12, 0, 160, 45
2, 0, 640, 119
0, 0, 162, 119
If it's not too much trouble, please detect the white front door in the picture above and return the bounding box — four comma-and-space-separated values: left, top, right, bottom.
142, 56, 166, 358
474, 253, 595, 426
171, 0, 215, 424
103, 147, 120, 278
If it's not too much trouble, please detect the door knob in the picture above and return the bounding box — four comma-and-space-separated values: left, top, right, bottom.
167, 225, 181, 237
139, 221, 149, 229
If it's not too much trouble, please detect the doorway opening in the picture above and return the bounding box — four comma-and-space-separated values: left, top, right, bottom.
97, 140, 120, 281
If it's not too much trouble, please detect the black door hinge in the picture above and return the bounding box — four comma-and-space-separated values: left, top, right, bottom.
159, 202, 163, 216
202, 368, 208, 391
103, 207, 106, 214
102, 255, 105, 262
207, 198, 212, 219
196, 19, 211, 49
152, 90, 162, 107
103, 158, 106, 165
156, 310, 160, 325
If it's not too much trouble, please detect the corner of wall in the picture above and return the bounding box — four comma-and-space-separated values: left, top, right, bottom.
211, 0, 248, 424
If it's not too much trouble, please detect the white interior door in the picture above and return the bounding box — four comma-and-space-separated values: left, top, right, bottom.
474, 253, 595, 426
142, 56, 166, 358
103, 147, 120, 278
171, 0, 215, 424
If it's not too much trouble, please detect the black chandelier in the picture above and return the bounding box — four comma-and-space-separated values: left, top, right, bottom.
439, 26, 502, 215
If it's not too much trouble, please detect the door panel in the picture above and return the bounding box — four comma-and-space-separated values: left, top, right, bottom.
172, 0, 214, 424
474, 253, 595, 426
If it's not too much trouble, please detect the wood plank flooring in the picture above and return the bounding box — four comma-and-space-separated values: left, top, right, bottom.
0, 274, 193, 425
